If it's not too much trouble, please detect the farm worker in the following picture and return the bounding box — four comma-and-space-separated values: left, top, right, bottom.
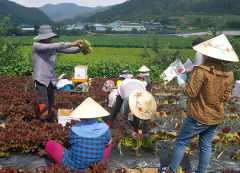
128, 89, 156, 137
116, 70, 133, 88
232, 80, 240, 112
102, 80, 117, 108
136, 73, 147, 88
107, 78, 146, 129
138, 65, 152, 91
102, 80, 115, 93
189, 37, 205, 72
106, 71, 133, 126
178, 37, 204, 110
32, 25, 83, 123
45, 97, 112, 172
161, 34, 239, 173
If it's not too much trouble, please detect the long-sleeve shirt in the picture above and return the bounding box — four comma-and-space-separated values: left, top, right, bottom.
181, 62, 234, 125
117, 79, 146, 99
32, 42, 79, 87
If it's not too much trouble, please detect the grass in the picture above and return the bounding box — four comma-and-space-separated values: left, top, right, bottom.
57, 47, 146, 64
22, 45, 195, 65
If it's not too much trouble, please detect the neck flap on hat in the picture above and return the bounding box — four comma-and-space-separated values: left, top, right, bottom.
71, 118, 109, 138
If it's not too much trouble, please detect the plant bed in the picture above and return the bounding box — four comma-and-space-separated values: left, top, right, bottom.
0, 75, 239, 172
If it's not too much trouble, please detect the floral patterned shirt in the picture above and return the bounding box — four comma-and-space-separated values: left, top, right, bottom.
181, 62, 234, 125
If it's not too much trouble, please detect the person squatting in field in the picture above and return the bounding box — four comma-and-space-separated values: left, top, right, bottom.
160, 34, 239, 173
32, 25, 83, 123
45, 97, 112, 172
107, 71, 156, 137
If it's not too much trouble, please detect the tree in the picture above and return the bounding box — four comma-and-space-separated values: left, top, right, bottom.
131, 28, 138, 34
84, 24, 90, 31
89, 25, 96, 32
52, 21, 66, 36
208, 17, 227, 36
33, 24, 40, 34
105, 27, 112, 34
0, 16, 12, 36
141, 35, 181, 70
0, 38, 23, 63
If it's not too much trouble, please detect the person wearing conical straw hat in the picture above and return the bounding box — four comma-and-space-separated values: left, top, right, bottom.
179, 37, 204, 111
128, 89, 157, 136
33, 25, 83, 123
136, 73, 147, 88
45, 97, 112, 172
161, 34, 239, 173
138, 65, 152, 91
107, 77, 146, 128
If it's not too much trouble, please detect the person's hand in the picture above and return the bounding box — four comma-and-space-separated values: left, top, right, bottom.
70, 40, 83, 47
185, 69, 193, 74
177, 73, 187, 87
131, 131, 137, 138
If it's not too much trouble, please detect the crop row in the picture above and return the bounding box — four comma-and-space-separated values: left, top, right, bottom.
4, 36, 204, 49
0, 61, 164, 80
0, 75, 110, 120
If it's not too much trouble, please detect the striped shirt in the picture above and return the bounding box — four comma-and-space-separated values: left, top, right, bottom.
181, 62, 234, 125
61, 129, 111, 171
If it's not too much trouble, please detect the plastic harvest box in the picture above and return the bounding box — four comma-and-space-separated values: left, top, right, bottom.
56, 84, 71, 91
72, 76, 88, 83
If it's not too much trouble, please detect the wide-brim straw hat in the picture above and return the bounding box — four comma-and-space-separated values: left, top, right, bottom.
69, 97, 109, 119
34, 25, 59, 40
193, 34, 239, 62
138, 65, 150, 72
119, 71, 133, 79
129, 89, 156, 120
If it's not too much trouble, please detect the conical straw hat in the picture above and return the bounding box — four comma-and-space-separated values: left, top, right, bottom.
129, 89, 156, 120
138, 65, 150, 72
69, 97, 109, 119
193, 34, 239, 62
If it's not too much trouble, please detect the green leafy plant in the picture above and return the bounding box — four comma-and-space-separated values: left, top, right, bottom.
78, 39, 93, 55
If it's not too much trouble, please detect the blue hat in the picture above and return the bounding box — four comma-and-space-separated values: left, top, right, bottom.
119, 71, 133, 79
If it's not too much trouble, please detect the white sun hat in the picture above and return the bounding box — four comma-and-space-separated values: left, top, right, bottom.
69, 97, 109, 119
193, 34, 239, 62
129, 89, 156, 120
138, 65, 150, 72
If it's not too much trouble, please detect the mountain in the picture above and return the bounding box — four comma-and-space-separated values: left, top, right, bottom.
0, 0, 52, 25
81, 0, 240, 23
39, 3, 104, 22
64, 5, 113, 24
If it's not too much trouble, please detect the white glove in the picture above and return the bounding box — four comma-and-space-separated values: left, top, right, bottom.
177, 73, 187, 87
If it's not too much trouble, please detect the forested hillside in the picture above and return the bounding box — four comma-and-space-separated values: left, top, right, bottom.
39, 3, 103, 22
0, 0, 52, 25
82, 0, 240, 23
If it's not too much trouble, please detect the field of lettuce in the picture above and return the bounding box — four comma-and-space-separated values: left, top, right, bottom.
0, 35, 240, 172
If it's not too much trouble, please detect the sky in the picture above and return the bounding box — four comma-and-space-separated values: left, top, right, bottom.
9, 0, 128, 8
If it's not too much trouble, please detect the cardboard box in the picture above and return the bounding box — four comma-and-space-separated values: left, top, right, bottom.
57, 109, 79, 126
